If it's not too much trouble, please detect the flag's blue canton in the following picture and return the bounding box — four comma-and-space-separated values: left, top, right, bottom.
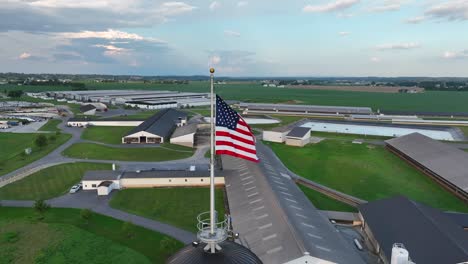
216, 95, 240, 130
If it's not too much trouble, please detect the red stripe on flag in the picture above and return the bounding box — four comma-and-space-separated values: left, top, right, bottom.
215, 141, 257, 154
235, 127, 254, 137
215, 150, 260, 163
215, 131, 255, 145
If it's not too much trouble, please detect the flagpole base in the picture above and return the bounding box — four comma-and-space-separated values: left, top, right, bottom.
197, 211, 229, 253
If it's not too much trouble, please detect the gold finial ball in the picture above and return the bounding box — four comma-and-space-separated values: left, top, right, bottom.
209, 68, 215, 74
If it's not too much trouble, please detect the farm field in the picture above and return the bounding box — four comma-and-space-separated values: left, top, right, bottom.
297, 185, 357, 212
0, 132, 71, 177
0, 207, 182, 263
110, 188, 226, 232
82, 126, 134, 145
0, 162, 111, 200
3, 82, 468, 113
102, 110, 159, 120
286, 85, 424, 93
63, 143, 193, 161
267, 140, 468, 213
38, 119, 62, 132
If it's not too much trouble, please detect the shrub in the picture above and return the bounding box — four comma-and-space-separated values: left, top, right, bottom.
34, 199, 50, 214
35, 135, 48, 148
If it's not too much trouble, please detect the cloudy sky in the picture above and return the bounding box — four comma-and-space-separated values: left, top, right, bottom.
1, 0, 467, 77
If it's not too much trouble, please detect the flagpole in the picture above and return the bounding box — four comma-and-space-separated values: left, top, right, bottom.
209, 68, 215, 240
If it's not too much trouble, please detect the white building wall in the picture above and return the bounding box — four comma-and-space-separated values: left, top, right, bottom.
123, 131, 162, 143
82, 180, 120, 190
301, 122, 456, 141
170, 133, 195, 147
120, 177, 225, 188
67, 121, 142, 127
82, 109, 96, 115
263, 131, 289, 143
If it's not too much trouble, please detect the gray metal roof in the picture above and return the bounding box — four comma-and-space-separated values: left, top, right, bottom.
79, 104, 96, 112
385, 133, 468, 193
82, 170, 121, 181
121, 170, 218, 179
271, 118, 308, 132
286, 127, 311, 138
359, 196, 468, 264
171, 123, 198, 138
125, 108, 187, 139
240, 103, 372, 114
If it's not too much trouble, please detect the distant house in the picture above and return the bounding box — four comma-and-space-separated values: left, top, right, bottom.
122, 108, 187, 144
79, 104, 97, 115
358, 196, 468, 264
285, 127, 311, 147
82, 170, 121, 196
170, 123, 198, 147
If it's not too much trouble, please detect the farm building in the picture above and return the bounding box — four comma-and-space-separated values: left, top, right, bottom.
67, 117, 142, 127
385, 133, 468, 201
262, 119, 308, 143
240, 103, 372, 116
82, 169, 225, 195
285, 127, 311, 147
79, 104, 97, 115
170, 123, 198, 147
301, 120, 464, 141
358, 196, 468, 264
122, 109, 187, 144
0, 121, 9, 129
125, 100, 178, 110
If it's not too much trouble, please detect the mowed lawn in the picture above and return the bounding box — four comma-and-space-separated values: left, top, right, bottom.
0, 133, 71, 177
268, 141, 468, 212
110, 188, 226, 232
0, 162, 111, 200
63, 143, 193, 161
251, 115, 304, 130
82, 126, 134, 145
38, 119, 62, 132
298, 185, 357, 212
0, 207, 183, 263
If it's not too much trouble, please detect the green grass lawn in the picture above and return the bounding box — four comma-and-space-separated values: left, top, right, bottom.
110, 188, 226, 232
268, 140, 468, 212
81, 126, 134, 144
0, 133, 71, 177
0, 207, 183, 263
102, 110, 159, 120
0, 162, 111, 200
310, 131, 391, 141
298, 184, 357, 212
38, 119, 62, 132
63, 143, 193, 161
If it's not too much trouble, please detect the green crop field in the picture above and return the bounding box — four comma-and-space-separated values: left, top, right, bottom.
3, 82, 468, 113
0, 207, 183, 263
63, 143, 193, 161
110, 188, 226, 233
82, 126, 134, 145
0, 162, 111, 200
268, 140, 468, 212
102, 110, 160, 120
0, 132, 71, 177
38, 119, 62, 132
297, 184, 357, 212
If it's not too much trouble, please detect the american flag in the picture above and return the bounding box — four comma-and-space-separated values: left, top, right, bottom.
215, 95, 259, 162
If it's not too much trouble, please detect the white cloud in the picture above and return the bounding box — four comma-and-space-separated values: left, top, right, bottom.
338, 31, 351, 36
425, 0, 468, 21
209, 1, 220, 11
405, 16, 425, 24
224, 30, 241, 37
376, 42, 421, 50
157, 2, 197, 16
93, 44, 131, 56
237, 1, 248, 7
370, 57, 381, 62
443, 50, 468, 59
57, 29, 166, 43
209, 55, 221, 65
19, 52, 32, 60
29, 0, 110, 9
337, 13, 354, 18
368, 0, 404, 12
303, 0, 359, 13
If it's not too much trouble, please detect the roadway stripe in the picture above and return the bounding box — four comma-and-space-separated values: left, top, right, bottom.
243, 180, 254, 186
244, 186, 256, 191
302, 222, 316, 228
255, 214, 269, 220
258, 223, 273, 230
249, 198, 263, 204
290, 205, 303, 210
262, 233, 277, 241
271, 176, 281, 180
284, 198, 297, 204
296, 213, 307, 219
316, 246, 331, 252
247, 192, 259, 197
241, 176, 253, 181
240, 171, 249, 176
280, 191, 292, 196
266, 246, 283, 254
308, 233, 323, 239
277, 186, 289, 191
273, 180, 285, 185
252, 206, 265, 211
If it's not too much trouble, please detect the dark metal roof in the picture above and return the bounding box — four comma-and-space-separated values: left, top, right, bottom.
124, 108, 187, 139
270, 118, 308, 132
240, 102, 372, 114
167, 241, 263, 264
286, 127, 311, 138
385, 133, 468, 193
359, 196, 468, 264
98, 181, 113, 187
172, 123, 198, 138
82, 170, 121, 181
79, 104, 96, 112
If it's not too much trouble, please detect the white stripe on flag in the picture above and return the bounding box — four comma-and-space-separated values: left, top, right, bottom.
236, 123, 251, 133
216, 126, 255, 141
215, 145, 259, 160
215, 136, 256, 150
